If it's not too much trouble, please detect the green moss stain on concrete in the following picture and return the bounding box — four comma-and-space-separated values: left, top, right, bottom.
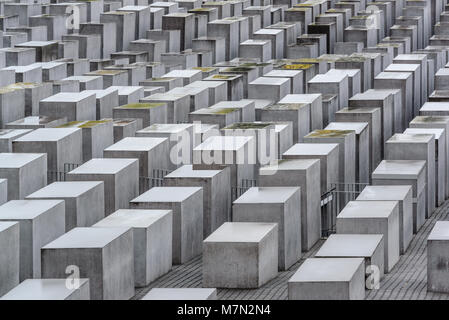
307, 129, 353, 138
119, 103, 165, 109
213, 108, 237, 115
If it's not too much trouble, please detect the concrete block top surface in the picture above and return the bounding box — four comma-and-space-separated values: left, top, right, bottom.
137, 123, 193, 134
204, 222, 277, 243
113, 119, 140, 127
8, 83, 47, 90
325, 122, 368, 134
0, 48, 35, 53
357, 185, 413, 201
250, 77, 290, 86
131, 186, 202, 203
428, 221, 449, 241
366, 88, 401, 96
194, 136, 253, 151
404, 128, 444, 140
57, 120, 113, 129
187, 80, 225, 89
279, 94, 322, 104
309, 73, 347, 83
64, 76, 103, 82
0, 129, 33, 139
436, 68, 449, 76
233, 186, 300, 204
109, 86, 144, 95
338, 200, 399, 219
327, 69, 361, 77
373, 160, 426, 179
104, 137, 168, 152
31, 62, 65, 69
17, 41, 58, 47
420, 102, 449, 112
150, 8, 164, 13
0, 153, 45, 168
115, 102, 167, 110
212, 100, 255, 109
0, 221, 19, 233
260, 158, 320, 172
164, 70, 202, 78
0, 199, 64, 220
305, 129, 355, 138
165, 165, 223, 178
4, 65, 41, 72
41, 92, 96, 103
254, 29, 283, 36
316, 234, 384, 257
163, 12, 193, 18
288, 258, 365, 282
0, 279, 90, 300
204, 74, 242, 82
387, 133, 434, 144
143, 93, 189, 102
241, 39, 271, 45
68, 158, 138, 175
93, 209, 172, 229
42, 227, 131, 249
8, 116, 64, 126
14, 128, 81, 142
193, 123, 219, 134
223, 122, 273, 130
264, 70, 303, 78
142, 288, 217, 300
394, 54, 427, 61
375, 71, 412, 80
385, 64, 420, 72
118, 5, 150, 11
283, 143, 339, 156
27, 181, 104, 198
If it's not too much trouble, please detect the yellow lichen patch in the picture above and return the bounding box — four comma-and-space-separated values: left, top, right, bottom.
192, 67, 216, 72
119, 103, 165, 109
336, 56, 367, 63
189, 8, 212, 12
78, 120, 112, 128
282, 64, 313, 70
151, 77, 175, 81
212, 75, 233, 80
241, 62, 268, 67
93, 70, 121, 75
57, 121, 84, 128
287, 7, 309, 11
8, 82, 37, 89
225, 122, 272, 130
295, 58, 320, 63
113, 119, 134, 125
223, 67, 254, 73
307, 129, 353, 138
0, 87, 19, 94
213, 108, 238, 115
264, 103, 305, 110
416, 116, 444, 123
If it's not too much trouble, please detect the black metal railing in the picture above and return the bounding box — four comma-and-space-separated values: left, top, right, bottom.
139, 168, 171, 193
232, 179, 258, 201
321, 182, 369, 237
47, 163, 80, 184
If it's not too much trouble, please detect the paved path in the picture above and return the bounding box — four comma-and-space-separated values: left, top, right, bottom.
134, 200, 449, 300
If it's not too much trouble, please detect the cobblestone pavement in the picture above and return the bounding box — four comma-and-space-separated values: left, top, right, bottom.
133, 200, 449, 300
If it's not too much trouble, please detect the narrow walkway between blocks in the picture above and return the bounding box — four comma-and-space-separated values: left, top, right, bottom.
133, 199, 449, 300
